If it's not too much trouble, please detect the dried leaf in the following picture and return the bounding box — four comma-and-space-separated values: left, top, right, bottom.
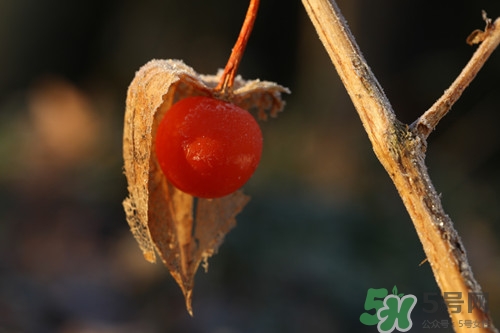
466, 10, 493, 45
122, 59, 289, 315
467, 29, 487, 45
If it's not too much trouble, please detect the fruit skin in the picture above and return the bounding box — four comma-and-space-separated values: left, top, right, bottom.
155, 96, 263, 198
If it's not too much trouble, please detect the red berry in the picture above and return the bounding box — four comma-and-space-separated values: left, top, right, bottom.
155, 96, 263, 198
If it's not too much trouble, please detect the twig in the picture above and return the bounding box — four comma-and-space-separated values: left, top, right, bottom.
301, 0, 499, 331
215, 0, 260, 95
412, 15, 500, 138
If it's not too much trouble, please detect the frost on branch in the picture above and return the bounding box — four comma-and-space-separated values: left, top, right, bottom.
122, 59, 289, 315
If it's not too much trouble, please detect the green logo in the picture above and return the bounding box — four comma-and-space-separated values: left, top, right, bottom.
360, 286, 417, 332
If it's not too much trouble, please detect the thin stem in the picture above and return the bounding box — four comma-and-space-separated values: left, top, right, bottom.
302, 0, 499, 331
412, 17, 500, 138
215, 0, 260, 95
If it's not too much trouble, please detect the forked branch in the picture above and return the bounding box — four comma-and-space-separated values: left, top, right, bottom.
301, 0, 500, 331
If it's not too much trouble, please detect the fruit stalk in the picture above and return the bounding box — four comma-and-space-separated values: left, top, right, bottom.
215, 0, 260, 95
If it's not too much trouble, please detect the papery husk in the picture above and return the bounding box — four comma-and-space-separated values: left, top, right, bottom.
123, 59, 289, 315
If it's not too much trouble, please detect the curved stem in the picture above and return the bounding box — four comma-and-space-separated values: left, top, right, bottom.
215, 0, 260, 95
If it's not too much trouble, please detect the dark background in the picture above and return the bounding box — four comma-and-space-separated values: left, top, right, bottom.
1, 0, 500, 332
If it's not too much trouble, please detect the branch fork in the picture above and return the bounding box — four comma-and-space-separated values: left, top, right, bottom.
302, 1, 500, 331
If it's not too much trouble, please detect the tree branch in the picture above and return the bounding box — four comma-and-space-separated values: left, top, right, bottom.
301, 0, 499, 331
412, 15, 500, 138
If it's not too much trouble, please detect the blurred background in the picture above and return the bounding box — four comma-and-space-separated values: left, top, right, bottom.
1, 0, 500, 332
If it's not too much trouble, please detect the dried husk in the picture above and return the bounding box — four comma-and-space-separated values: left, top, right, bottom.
123, 59, 289, 315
